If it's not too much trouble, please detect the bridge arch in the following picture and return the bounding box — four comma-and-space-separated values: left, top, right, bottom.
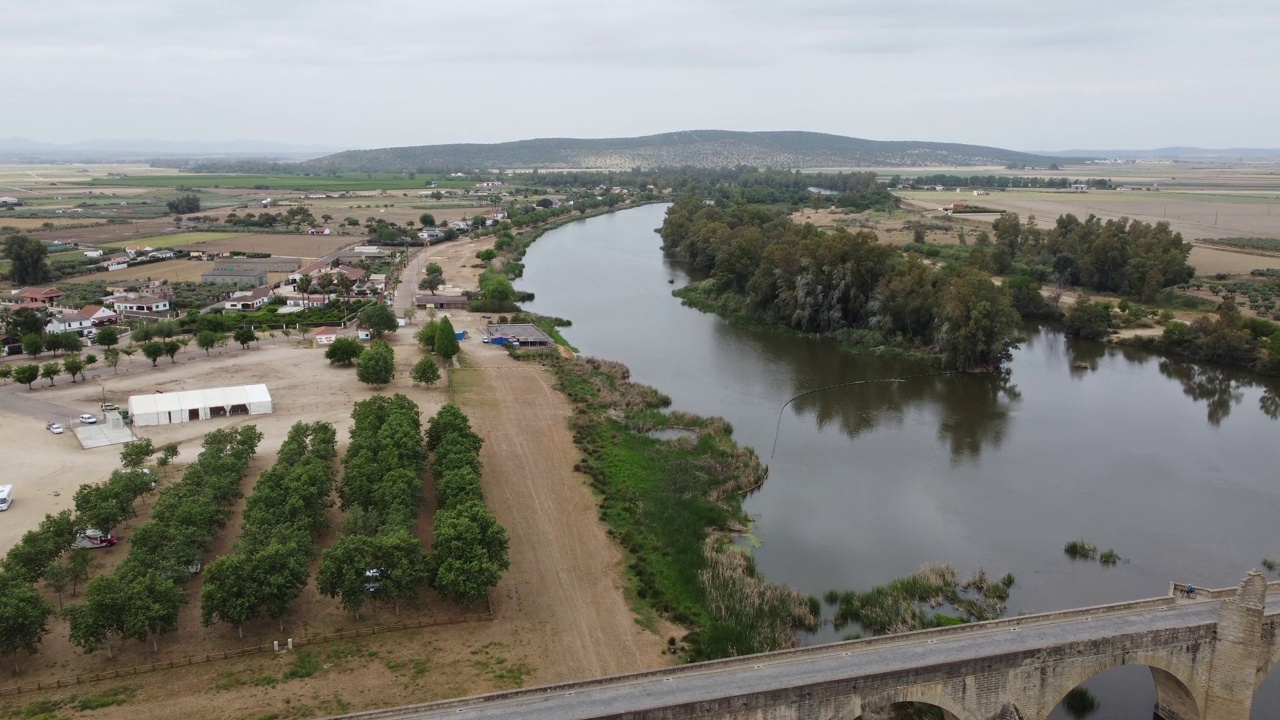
1039, 655, 1201, 720
840, 688, 981, 720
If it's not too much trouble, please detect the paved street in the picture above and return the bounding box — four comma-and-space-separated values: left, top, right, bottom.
340, 596, 1280, 720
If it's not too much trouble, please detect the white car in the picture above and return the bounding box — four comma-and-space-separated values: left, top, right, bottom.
46, 422, 64, 434
73, 529, 117, 549
78, 414, 97, 424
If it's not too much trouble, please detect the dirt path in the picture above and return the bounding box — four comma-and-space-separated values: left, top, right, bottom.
453, 349, 672, 680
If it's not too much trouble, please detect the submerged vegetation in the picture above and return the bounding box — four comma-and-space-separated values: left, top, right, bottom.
827, 566, 1014, 635
1063, 539, 1098, 560
1063, 687, 1100, 718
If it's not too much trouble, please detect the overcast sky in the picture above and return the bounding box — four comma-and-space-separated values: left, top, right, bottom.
7, 0, 1278, 151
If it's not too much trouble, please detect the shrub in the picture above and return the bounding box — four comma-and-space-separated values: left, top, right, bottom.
1064, 539, 1097, 560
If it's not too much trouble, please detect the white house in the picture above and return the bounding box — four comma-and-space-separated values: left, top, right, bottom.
418, 228, 443, 241
80, 305, 119, 325
312, 327, 340, 345
116, 296, 170, 313
223, 286, 275, 311
46, 313, 94, 336
83, 250, 104, 258
0, 197, 22, 206
148, 250, 176, 260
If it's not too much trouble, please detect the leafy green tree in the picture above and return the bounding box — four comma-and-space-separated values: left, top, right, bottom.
416, 320, 439, 350
435, 316, 460, 360
200, 553, 260, 638
478, 271, 516, 304
44, 558, 73, 610
104, 348, 121, 374
476, 248, 497, 262
411, 357, 441, 386
233, 327, 257, 349
124, 572, 185, 652
39, 362, 60, 386
425, 262, 443, 277
870, 255, 937, 341
20, 333, 42, 358
0, 365, 10, 384
1005, 275, 1056, 318
66, 574, 128, 657
934, 269, 1020, 371
2, 234, 51, 285
358, 303, 399, 339
418, 212, 435, 227
373, 530, 428, 615
3, 511, 78, 582
73, 471, 149, 536
66, 549, 91, 597
13, 364, 38, 389
1064, 299, 1114, 340
196, 330, 218, 355
120, 438, 156, 469
325, 336, 365, 366
317, 534, 379, 618
163, 339, 180, 363
95, 326, 119, 348
427, 404, 473, 451
356, 340, 395, 387
428, 500, 509, 605
141, 340, 165, 366
0, 575, 54, 672
59, 333, 84, 355
62, 354, 84, 383
166, 194, 201, 214
436, 467, 483, 508
419, 272, 444, 294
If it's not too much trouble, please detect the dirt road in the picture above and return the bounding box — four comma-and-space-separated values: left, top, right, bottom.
453, 345, 672, 679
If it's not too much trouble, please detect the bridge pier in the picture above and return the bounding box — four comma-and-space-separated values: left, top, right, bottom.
1202, 571, 1266, 720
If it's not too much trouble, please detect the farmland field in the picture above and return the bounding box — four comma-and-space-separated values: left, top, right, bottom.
182, 232, 352, 258
84, 258, 217, 283
99, 231, 249, 249
84, 172, 475, 191
0, 216, 108, 229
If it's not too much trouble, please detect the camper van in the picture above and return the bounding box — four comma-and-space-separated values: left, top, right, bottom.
0, 485, 11, 511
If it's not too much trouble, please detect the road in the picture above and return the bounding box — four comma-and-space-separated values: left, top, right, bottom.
391, 244, 445, 317
0, 377, 87, 424
334, 596, 1280, 720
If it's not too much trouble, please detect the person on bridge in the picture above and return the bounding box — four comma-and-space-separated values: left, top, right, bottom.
1185, 584, 1196, 597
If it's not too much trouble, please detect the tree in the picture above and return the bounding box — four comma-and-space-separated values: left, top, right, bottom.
436, 467, 483, 508
200, 553, 259, 637
356, 340, 395, 387
403, 307, 417, 327
44, 559, 73, 610
0, 576, 54, 672
418, 212, 436, 227
176, 336, 192, 354
419, 272, 444, 294
103, 348, 121, 374
120, 438, 156, 469
66, 549, 91, 597
21, 333, 42, 358
95, 326, 119, 348
13, 364, 38, 390
316, 273, 335, 296
425, 262, 443, 277
120, 345, 137, 363
40, 362, 60, 386
166, 194, 201, 214
478, 271, 516, 304
156, 443, 179, 477
1064, 299, 1114, 340
325, 336, 365, 366
233, 327, 257, 349
934, 269, 1021, 372
476, 248, 497, 262
59, 333, 84, 355
358, 303, 399, 339
141, 340, 165, 366
336, 273, 355, 299
295, 275, 312, 296
317, 534, 379, 618
426, 404, 473, 451
196, 330, 218, 355
416, 320, 439, 350
411, 357, 441, 386
435, 316, 460, 361
427, 500, 509, 605
2, 234, 51, 285
62, 354, 84, 383
0, 365, 11, 384
373, 530, 429, 616
81, 353, 97, 380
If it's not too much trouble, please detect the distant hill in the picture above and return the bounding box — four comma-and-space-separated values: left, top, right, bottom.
303, 131, 1068, 172
1040, 147, 1280, 162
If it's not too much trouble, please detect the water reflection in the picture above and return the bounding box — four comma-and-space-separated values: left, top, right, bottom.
1159, 359, 1249, 426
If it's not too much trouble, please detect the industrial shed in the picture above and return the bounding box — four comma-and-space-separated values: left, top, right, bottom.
128, 384, 273, 426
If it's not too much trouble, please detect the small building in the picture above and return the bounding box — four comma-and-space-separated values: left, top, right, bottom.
1071, 183, 1089, 192
116, 296, 170, 313
486, 323, 554, 348
308, 227, 331, 235
0, 197, 23, 206
148, 250, 176, 260
16, 287, 65, 306
46, 313, 94, 336
202, 268, 269, 286
80, 305, 119, 326
128, 384, 273, 426
415, 294, 469, 310
83, 249, 104, 258
223, 286, 275, 311
313, 327, 340, 345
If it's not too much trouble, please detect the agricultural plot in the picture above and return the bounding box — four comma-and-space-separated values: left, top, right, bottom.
85, 173, 474, 191
100, 231, 250, 250
0, 217, 108, 230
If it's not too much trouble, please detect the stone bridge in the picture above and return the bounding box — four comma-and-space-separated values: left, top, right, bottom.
337, 573, 1280, 720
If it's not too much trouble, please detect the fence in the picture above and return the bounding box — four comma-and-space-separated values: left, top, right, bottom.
0, 608, 493, 698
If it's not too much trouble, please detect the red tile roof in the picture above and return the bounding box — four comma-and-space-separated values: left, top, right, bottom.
17, 287, 63, 300
312, 327, 341, 337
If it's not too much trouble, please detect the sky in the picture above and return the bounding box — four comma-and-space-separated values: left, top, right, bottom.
6, 0, 1279, 152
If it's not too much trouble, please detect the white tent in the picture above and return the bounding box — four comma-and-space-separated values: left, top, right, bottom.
128, 384, 273, 426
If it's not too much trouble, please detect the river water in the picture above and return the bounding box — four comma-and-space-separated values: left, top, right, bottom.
517, 203, 1280, 718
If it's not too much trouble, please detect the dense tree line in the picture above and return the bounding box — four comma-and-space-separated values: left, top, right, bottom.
1131, 300, 1280, 377
895, 174, 1112, 190
424, 404, 508, 604
661, 196, 1020, 370
201, 423, 337, 636
64, 427, 262, 656
970, 213, 1194, 301
318, 395, 430, 617
165, 194, 201, 214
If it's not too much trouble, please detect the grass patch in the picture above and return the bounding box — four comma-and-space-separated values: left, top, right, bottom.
1064, 539, 1098, 560
828, 565, 1013, 634
1199, 237, 1280, 253
1099, 549, 1120, 566
2, 698, 69, 720
75, 686, 137, 711
1263, 558, 1279, 572
282, 652, 320, 680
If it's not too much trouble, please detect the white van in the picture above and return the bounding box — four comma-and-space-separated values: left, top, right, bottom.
0, 485, 11, 511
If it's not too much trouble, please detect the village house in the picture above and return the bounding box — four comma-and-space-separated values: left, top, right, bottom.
79, 305, 120, 326
202, 268, 269, 286
83, 249, 104, 258
148, 250, 177, 260
417, 228, 444, 241
14, 287, 65, 306
415, 294, 469, 311
123, 245, 154, 256
45, 312, 95, 336
312, 327, 340, 345
223, 286, 276, 311
115, 296, 171, 313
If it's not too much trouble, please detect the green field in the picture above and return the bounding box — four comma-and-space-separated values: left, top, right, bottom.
82, 173, 476, 191
99, 231, 249, 249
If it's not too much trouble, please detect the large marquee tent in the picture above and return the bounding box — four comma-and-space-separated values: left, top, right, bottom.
128, 384, 273, 426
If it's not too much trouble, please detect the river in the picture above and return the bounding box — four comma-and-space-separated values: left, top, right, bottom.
516, 203, 1280, 718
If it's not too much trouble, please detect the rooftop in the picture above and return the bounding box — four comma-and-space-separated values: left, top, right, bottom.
312, 326, 341, 337
486, 323, 553, 344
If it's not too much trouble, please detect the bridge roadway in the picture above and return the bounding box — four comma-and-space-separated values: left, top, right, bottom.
340, 594, 1280, 720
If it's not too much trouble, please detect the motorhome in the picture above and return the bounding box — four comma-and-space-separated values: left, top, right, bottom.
0, 485, 11, 511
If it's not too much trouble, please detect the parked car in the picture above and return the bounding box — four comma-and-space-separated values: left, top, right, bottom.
100, 402, 119, 412
364, 568, 383, 593
78, 414, 97, 425
73, 529, 116, 549
46, 422, 64, 434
